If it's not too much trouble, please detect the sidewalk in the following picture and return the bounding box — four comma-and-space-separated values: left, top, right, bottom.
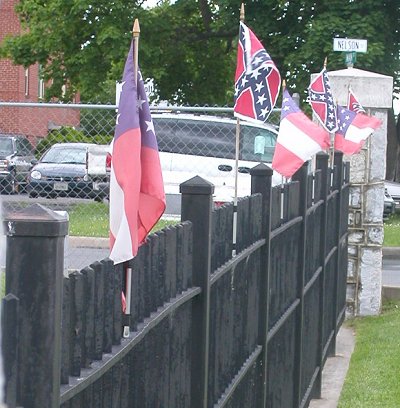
309, 326, 355, 408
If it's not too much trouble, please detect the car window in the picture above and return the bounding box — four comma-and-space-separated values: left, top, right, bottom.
154, 118, 177, 154
0, 138, 14, 155
16, 138, 33, 155
154, 117, 236, 159
41, 147, 87, 164
153, 116, 276, 162
241, 126, 277, 162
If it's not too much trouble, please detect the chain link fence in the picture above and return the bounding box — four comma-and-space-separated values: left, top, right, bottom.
0, 102, 280, 269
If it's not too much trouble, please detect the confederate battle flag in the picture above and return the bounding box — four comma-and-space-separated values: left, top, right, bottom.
234, 21, 281, 123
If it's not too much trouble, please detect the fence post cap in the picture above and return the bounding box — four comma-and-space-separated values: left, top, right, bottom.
180, 175, 215, 195
3, 203, 69, 237
334, 151, 344, 162
249, 163, 273, 176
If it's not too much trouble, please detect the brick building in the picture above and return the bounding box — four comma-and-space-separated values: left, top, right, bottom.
0, 0, 80, 142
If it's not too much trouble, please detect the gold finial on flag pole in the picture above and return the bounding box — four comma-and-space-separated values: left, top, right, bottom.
282, 79, 286, 90
323, 57, 328, 68
240, 3, 245, 22
132, 18, 140, 86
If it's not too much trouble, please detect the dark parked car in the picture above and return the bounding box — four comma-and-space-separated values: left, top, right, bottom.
0, 134, 35, 194
385, 181, 400, 213
384, 188, 396, 220
28, 143, 108, 200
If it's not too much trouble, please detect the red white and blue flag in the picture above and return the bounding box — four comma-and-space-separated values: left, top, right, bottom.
347, 87, 366, 114
334, 105, 381, 155
272, 89, 330, 178
234, 21, 281, 123
109, 41, 166, 264
308, 67, 338, 133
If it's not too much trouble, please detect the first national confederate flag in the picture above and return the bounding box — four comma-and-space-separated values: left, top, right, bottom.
109, 41, 166, 265
234, 21, 281, 123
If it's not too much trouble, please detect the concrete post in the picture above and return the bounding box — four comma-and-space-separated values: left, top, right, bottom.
313, 68, 393, 315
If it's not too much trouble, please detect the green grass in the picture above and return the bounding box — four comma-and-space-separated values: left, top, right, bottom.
384, 213, 400, 246
338, 301, 400, 407
68, 202, 176, 237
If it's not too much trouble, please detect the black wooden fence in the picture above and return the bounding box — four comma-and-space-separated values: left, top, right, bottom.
2, 152, 349, 408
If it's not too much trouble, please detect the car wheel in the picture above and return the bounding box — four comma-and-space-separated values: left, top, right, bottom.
28, 190, 38, 198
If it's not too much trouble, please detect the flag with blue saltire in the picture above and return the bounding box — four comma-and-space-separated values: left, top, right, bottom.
234, 21, 281, 123
308, 67, 338, 133
109, 40, 166, 265
347, 87, 366, 114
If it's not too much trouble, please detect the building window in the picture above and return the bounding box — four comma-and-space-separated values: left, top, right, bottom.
38, 65, 45, 99
24, 68, 29, 96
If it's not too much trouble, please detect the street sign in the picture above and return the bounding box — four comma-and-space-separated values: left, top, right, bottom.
333, 38, 368, 53
344, 51, 357, 65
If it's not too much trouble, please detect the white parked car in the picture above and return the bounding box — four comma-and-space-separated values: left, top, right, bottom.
152, 113, 280, 205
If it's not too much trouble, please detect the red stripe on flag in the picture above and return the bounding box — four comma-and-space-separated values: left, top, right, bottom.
110, 231, 116, 251
352, 113, 381, 130
334, 134, 363, 155
137, 146, 166, 243
272, 143, 305, 178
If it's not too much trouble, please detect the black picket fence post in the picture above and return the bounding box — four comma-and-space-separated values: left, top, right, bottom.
291, 162, 309, 408
2, 293, 19, 407
250, 163, 273, 408
3, 204, 68, 408
315, 152, 330, 398
180, 176, 214, 408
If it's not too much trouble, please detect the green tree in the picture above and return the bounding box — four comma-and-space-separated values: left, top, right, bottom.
1, 0, 399, 104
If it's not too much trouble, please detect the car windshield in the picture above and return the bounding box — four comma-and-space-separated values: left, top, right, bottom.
41, 147, 87, 164
0, 138, 14, 155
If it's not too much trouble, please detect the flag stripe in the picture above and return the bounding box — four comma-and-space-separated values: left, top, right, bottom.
344, 124, 375, 143
272, 143, 306, 178
335, 134, 364, 155
277, 117, 326, 161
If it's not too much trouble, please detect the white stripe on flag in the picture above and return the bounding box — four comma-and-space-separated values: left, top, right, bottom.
344, 124, 374, 143
277, 118, 323, 161
109, 167, 134, 263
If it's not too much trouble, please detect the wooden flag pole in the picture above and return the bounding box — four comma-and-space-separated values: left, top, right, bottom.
122, 18, 140, 339
233, 3, 245, 256
324, 57, 336, 171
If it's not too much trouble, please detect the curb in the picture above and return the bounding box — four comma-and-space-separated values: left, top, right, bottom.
68, 236, 108, 249
309, 326, 355, 408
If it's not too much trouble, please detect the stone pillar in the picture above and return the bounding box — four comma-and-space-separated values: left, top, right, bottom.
326, 68, 393, 315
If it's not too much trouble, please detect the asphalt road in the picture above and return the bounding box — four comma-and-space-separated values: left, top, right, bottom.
382, 256, 400, 286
